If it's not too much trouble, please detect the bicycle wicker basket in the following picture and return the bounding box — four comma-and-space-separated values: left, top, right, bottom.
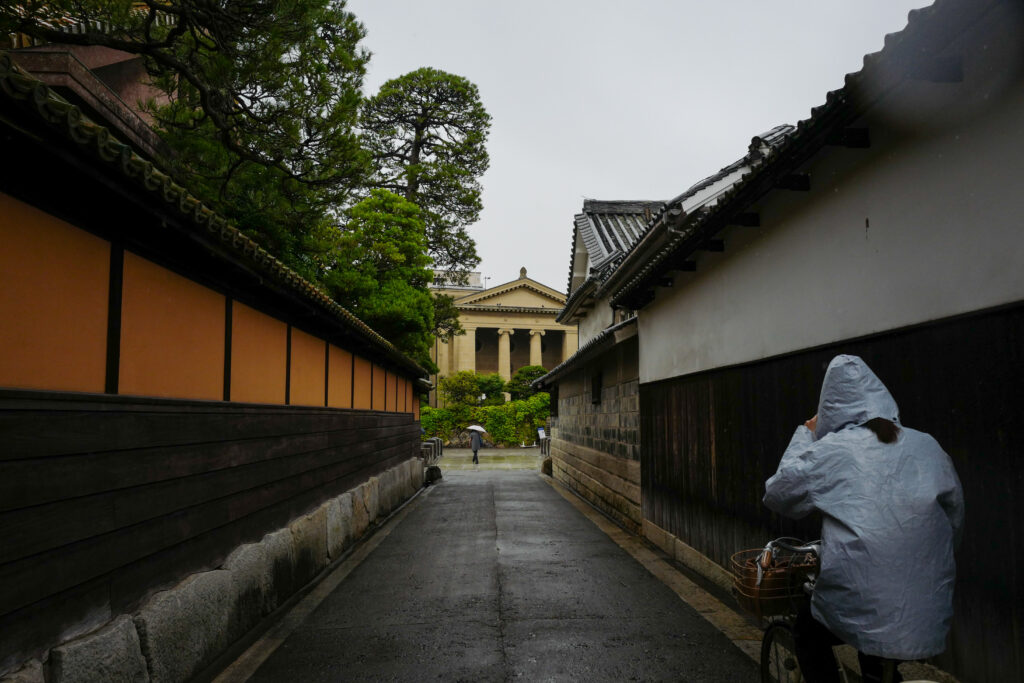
731, 546, 818, 619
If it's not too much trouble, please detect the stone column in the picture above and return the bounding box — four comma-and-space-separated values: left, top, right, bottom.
435, 337, 450, 376
562, 328, 578, 362
530, 329, 545, 367
497, 329, 513, 380
455, 327, 476, 374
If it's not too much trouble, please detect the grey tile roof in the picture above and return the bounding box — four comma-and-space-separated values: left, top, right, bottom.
565, 199, 663, 298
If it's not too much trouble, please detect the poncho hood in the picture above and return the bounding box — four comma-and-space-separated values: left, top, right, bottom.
815, 354, 899, 439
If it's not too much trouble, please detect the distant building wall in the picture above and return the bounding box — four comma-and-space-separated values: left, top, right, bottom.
550, 336, 640, 532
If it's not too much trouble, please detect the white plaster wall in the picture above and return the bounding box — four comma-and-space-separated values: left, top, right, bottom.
640, 17, 1024, 383
577, 293, 615, 345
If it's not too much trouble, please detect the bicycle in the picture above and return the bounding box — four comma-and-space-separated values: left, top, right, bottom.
732, 537, 925, 683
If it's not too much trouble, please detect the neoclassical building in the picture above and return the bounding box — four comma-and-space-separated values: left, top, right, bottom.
429, 267, 578, 406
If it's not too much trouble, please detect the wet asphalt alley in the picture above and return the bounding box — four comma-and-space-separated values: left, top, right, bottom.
245, 470, 757, 681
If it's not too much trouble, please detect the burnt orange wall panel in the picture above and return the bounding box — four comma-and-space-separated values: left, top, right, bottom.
0, 193, 109, 393
388, 373, 398, 412
289, 328, 325, 407
353, 355, 372, 410
327, 345, 353, 409
230, 302, 287, 404
405, 379, 413, 413
414, 397, 420, 421
372, 365, 386, 411
120, 253, 225, 400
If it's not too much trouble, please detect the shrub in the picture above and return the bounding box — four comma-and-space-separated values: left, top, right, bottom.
505, 365, 547, 400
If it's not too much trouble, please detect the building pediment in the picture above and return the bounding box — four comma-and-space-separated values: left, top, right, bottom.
455, 271, 565, 310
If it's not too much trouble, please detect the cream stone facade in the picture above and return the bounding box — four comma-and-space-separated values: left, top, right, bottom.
429, 267, 578, 406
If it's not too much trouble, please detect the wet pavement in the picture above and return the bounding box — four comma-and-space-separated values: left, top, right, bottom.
240, 467, 758, 681
440, 447, 545, 471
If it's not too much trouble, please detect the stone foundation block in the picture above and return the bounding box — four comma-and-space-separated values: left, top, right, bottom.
411, 457, 424, 490
0, 660, 43, 683
362, 477, 380, 524
49, 616, 148, 683
403, 459, 416, 497
376, 469, 392, 517
326, 493, 353, 560
261, 528, 298, 605
350, 487, 369, 539
223, 542, 275, 640
289, 506, 328, 587
133, 571, 234, 683
383, 467, 399, 513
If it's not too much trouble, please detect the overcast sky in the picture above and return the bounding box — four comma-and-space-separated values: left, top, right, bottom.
347, 1, 933, 293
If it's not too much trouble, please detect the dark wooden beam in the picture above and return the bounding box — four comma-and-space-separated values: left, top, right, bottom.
729, 212, 760, 227
777, 174, 810, 191
657, 276, 673, 288
826, 128, 870, 149
672, 259, 697, 272
701, 239, 725, 252
632, 290, 656, 309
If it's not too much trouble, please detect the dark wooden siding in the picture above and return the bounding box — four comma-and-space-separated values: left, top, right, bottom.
640, 302, 1024, 683
0, 389, 419, 671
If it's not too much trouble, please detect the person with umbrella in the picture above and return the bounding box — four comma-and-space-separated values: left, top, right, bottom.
468, 425, 486, 466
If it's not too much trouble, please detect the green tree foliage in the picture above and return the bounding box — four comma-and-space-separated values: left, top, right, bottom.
420, 394, 550, 447
438, 371, 506, 407
505, 365, 548, 401
4, 0, 371, 192
327, 190, 435, 368
361, 67, 491, 279
438, 370, 481, 407
432, 293, 464, 343
476, 373, 507, 406
5, 0, 373, 299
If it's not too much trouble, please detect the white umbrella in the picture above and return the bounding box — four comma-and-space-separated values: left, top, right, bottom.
467, 425, 487, 432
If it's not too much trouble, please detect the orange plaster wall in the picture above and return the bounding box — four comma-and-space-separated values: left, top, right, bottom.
353, 356, 372, 410
289, 327, 326, 407
327, 345, 353, 409
120, 253, 224, 400
388, 373, 398, 412
405, 379, 413, 413
414, 397, 420, 420
372, 365, 386, 411
0, 193, 109, 393
231, 302, 287, 404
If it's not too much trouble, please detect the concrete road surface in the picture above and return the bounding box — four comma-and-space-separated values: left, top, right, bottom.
240, 470, 758, 681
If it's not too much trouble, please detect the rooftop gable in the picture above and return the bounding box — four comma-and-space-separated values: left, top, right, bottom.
455, 269, 566, 310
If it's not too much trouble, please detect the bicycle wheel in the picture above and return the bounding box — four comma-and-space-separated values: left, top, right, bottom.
761, 622, 803, 683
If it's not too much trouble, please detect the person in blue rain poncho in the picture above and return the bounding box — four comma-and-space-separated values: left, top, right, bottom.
764, 355, 964, 683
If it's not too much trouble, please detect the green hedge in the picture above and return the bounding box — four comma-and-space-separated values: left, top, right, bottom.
420, 392, 550, 446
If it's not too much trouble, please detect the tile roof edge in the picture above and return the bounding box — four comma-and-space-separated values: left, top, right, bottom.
533, 317, 637, 388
